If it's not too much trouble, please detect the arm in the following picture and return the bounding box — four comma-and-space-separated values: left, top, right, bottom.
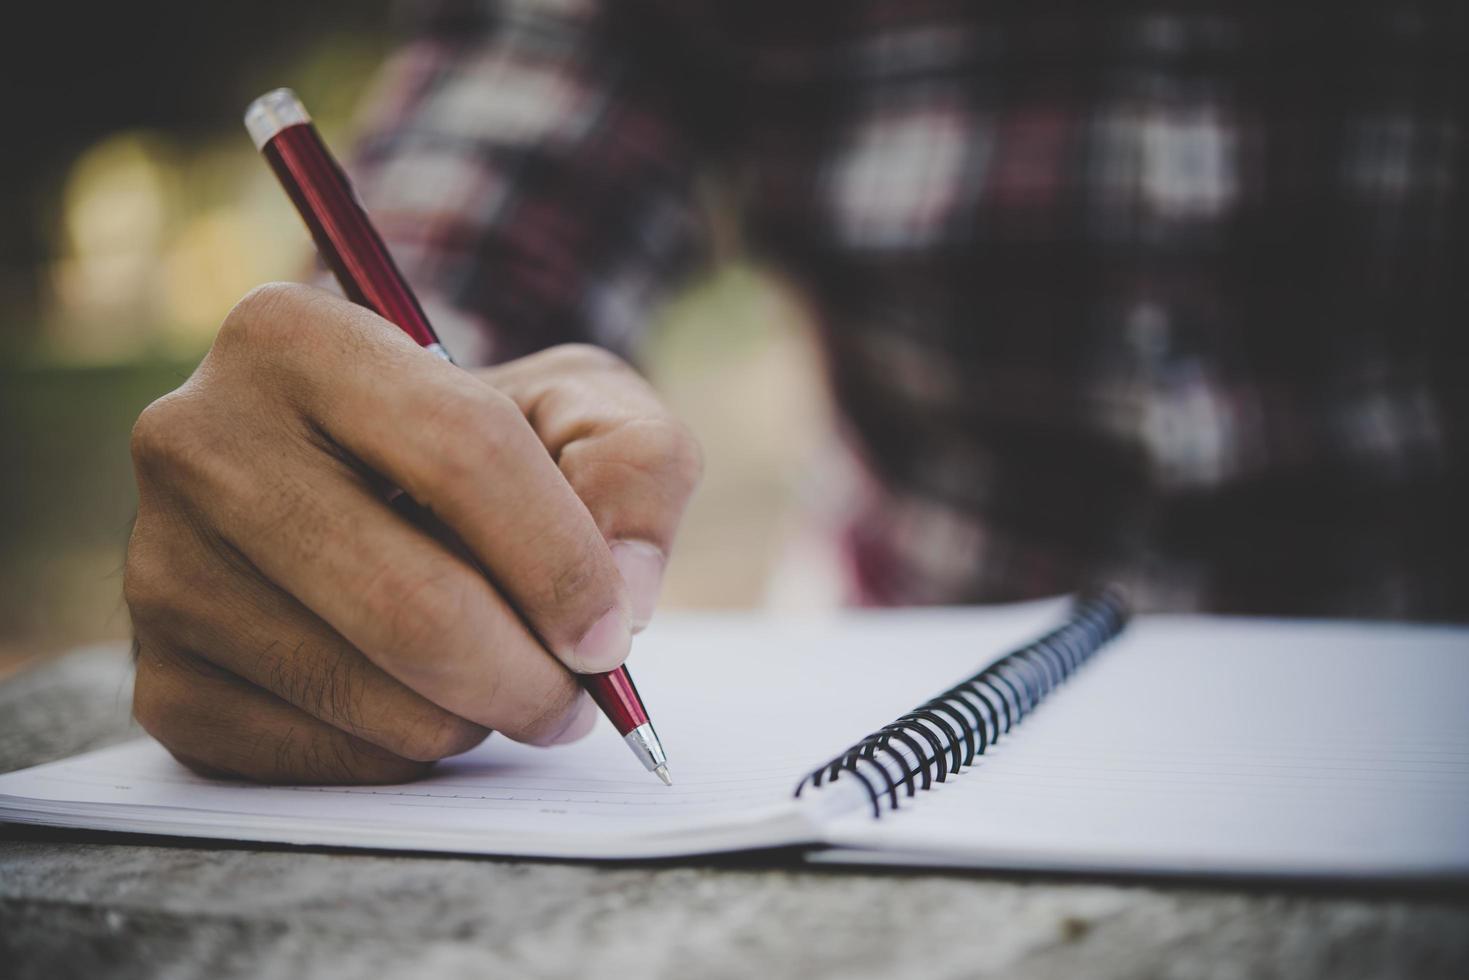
347, 0, 711, 365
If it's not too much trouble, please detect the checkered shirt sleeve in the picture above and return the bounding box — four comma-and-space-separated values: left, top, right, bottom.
346, 0, 710, 367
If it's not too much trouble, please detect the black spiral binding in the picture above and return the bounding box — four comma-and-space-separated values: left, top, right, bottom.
793, 589, 1130, 818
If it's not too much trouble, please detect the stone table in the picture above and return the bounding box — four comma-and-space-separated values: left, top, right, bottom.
2, 646, 1467, 979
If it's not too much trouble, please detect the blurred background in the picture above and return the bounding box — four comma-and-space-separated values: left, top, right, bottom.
0, 0, 825, 677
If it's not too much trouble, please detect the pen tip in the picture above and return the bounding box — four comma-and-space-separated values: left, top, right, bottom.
655, 764, 672, 787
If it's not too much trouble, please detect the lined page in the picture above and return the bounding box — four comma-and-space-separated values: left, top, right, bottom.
0, 601, 1065, 858
824, 617, 1469, 877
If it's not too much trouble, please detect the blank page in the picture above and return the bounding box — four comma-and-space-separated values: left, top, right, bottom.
0, 601, 1066, 858
822, 616, 1469, 877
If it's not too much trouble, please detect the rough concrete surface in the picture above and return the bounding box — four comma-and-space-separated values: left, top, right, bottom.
2, 646, 1466, 980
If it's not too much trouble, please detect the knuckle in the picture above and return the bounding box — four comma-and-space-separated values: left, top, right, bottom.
129, 391, 194, 475
627, 416, 705, 492
217, 282, 311, 353
558, 416, 704, 508
129, 387, 234, 498
662, 419, 705, 490
122, 534, 172, 630
540, 343, 629, 376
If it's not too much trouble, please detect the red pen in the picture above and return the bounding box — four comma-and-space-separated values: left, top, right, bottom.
244, 88, 671, 785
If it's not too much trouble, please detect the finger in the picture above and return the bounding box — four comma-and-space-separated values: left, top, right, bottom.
223, 283, 633, 673
482, 346, 703, 628
130, 415, 587, 747
129, 518, 494, 760
133, 643, 432, 784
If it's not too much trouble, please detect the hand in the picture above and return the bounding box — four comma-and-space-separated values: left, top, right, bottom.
125, 283, 701, 782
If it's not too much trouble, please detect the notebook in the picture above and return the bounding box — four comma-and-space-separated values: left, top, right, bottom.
3, 594, 1467, 880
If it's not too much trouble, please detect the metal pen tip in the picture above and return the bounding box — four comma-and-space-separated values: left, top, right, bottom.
654, 764, 672, 786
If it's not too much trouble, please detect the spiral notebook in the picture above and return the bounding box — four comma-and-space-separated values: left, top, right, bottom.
3, 594, 1468, 880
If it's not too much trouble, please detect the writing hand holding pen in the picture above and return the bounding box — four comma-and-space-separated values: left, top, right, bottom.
124, 100, 698, 785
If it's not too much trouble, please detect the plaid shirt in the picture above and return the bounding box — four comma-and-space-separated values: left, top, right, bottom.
350, 0, 1469, 619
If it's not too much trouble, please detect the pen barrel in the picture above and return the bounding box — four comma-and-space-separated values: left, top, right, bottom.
258, 118, 442, 350
583, 667, 649, 736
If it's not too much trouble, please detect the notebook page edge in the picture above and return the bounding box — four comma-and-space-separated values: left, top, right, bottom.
0, 792, 824, 860
0, 737, 834, 859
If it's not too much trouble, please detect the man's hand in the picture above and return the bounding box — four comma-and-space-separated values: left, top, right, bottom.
125, 283, 701, 783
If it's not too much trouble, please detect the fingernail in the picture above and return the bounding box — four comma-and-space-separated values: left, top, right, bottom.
573, 604, 631, 672
611, 540, 665, 631
549, 694, 599, 746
